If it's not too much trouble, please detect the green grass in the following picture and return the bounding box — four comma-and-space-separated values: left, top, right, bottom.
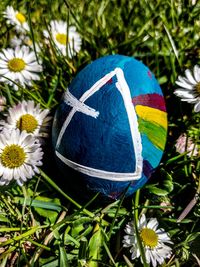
0, 0, 199, 266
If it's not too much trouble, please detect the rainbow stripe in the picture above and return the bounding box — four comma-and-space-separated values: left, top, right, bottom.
132, 93, 166, 112
133, 96, 167, 152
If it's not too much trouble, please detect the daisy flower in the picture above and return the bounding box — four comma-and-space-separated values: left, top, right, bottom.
175, 133, 198, 157
3, 6, 29, 33
0, 46, 42, 90
174, 65, 200, 112
44, 20, 82, 58
0, 129, 43, 186
123, 214, 173, 267
10, 36, 22, 47
0, 100, 51, 138
10, 35, 41, 53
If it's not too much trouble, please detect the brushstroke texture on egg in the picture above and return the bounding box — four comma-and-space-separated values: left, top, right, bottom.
52, 55, 167, 199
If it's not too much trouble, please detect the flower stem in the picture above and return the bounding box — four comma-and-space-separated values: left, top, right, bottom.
21, 185, 28, 233
133, 189, 149, 267
5, 84, 13, 106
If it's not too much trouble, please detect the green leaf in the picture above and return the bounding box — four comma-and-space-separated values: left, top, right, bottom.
88, 224, 103, 267
64, 233, 80, 246
71, 217, 92, 238
41, 259, 59, 267
147, 185, 169, 196
185, 232, 200, 243
158, 75, 167, 84
160, 169, 174, 193
147, 169, 174, 196
34, 196, 61, 223
78, 237, 88, 265
59, 243, 69, 267
0, 214, 9, 223
14, 197, 62, 211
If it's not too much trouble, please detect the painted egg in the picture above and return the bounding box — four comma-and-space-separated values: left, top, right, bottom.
52, 55, 167, 199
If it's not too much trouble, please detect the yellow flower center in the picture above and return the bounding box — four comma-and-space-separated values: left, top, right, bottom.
15, 12, 26, 24
16, 114, 38, 133
8, 58, 26, 72
1, 144, 26, 168
55, 33, 68, 45
25, 38, 33, 46
140, 228, 158, 248
195, 82, 200, 95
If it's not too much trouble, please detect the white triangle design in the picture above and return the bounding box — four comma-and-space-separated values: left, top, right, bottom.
55, 68, 143, 182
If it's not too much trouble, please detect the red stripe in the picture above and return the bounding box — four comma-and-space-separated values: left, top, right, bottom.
132, 93, 166, 112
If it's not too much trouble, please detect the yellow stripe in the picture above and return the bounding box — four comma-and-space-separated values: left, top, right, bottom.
135, 105, 167, 130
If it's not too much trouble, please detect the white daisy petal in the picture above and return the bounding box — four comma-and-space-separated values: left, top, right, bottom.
150, 251, 157, 267
3, 49, 14, 60
43, 20, 82, 58
0, 46, 42, 90
174, 65, 200, 112
124, 222, 134, 235
145, 248, 151, 264
194, 101, 200, 112
3, 6, 29, 33
193, 65, 200, 82
0, 100, 51, 140
0, 129, 43, 186
123, 214, 173, 267
0, 59, 9, 66
25, 64, 42, 72
177, 75, 193, 85
174, 89, 195, 99
16, 178, 24, 186
147, 218, 158, 230
0, 69, 9, 75
185, 69, 197, 84
181, 98, 198, 103
175, 80, 193, 90
24, 52, 37, 63
130, 245, 139, 260
123, 235, 136, 247
139, 213, 147, 229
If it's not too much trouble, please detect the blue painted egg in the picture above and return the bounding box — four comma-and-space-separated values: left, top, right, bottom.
52, 55, 167, 199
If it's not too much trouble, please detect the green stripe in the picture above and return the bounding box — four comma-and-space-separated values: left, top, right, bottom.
138, 118, 167, 150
